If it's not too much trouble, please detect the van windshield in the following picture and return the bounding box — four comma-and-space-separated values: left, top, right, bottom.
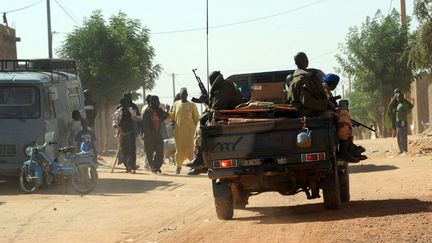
0, 86, 40, 119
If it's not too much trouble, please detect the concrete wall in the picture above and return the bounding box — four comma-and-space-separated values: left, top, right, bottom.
0, 24, 18, 59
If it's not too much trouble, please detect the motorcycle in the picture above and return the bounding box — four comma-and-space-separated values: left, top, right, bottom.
19, 141, 98, 194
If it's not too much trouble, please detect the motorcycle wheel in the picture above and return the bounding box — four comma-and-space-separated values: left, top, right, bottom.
19, 165, 40, 193
71, 166, 98, 194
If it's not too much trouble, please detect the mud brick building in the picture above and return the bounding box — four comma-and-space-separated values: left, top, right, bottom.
0, 24, 19, 59
411, 76, 432, 134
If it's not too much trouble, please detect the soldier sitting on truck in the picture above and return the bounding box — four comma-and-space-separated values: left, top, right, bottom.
287, 52, 360, 162
322, 73, 366, 161
187, 71, 244, 175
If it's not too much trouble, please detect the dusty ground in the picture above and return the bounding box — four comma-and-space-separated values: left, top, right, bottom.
1, 136, 432, 243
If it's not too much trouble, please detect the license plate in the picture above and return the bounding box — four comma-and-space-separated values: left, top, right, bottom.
242, 159, 261, 166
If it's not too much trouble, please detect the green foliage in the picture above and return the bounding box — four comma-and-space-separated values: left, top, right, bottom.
336, 10, 413, 125
408, 0, 432, 73
58, 10, 161, 104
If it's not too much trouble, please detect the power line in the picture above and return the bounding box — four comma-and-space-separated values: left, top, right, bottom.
1, 0, 43, 14
54, 0, 79, 25
57, 0, 79, 22
388, 0, 394, 15
151, 0, 327, 35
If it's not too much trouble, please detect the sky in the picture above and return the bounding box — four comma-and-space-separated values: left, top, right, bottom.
2, 0, 416, 105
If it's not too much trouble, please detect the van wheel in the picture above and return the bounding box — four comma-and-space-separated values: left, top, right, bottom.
215, 196, 234, 220
339, 163, 350, 203
323, 161, 341, 209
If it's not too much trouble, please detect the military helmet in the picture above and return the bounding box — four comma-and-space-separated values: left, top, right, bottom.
209, 71, 221, 85
322, 73, 340, 91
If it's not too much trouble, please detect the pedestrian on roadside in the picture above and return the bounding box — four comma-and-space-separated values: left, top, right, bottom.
113, 97, 139, 173
392, 91, 414, 155
83, 89, 97, 131
75, 118, 97, 158
140, 94, 153, 171
388, 88, 401, 137
68, 110, 82, 148
170, 88, 199, 174
142, 95, 168, 174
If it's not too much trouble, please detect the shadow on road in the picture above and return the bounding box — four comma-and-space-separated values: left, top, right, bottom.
0, 177, 183, 196
238, 198, 432, 224
349, 164, 398, 174
93, 178, 183, 194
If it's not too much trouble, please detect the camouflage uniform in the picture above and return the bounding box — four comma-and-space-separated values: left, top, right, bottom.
323, 83, 351, 141
288, 69, 359, 162
288, 69, 329, 117
209, 74, 243, 110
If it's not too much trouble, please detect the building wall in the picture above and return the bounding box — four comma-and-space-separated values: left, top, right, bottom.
0, 24, 18, 59
411, 75, 432, 133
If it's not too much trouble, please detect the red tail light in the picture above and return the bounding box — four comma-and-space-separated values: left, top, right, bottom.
213, 159, 237, 168
301, 152, 326, 162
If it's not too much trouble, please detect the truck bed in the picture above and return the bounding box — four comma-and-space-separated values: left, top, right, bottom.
202, 117, 336, 164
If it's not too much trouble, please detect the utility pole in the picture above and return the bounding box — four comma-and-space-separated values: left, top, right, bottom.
142, 85, 146, 104
342, 84, 345, 98
46, 0, 53, 58
348, 75, 352, 94
172, 73, 176, 101
400, 0, 407, 26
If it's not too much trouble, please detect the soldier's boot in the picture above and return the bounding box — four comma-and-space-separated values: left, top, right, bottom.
357, 145, 366, 153
186, 149, 206, 170
349, 141, 368, 160
187, 168, 207, 176
339, 140, 360, 163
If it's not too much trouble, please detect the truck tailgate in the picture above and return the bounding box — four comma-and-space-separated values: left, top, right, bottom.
202, 117, 335, 162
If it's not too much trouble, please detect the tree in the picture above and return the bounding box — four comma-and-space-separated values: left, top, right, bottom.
58, 10, 161, 150
408, 0, 432, 73
336, 10, 413, 136
58, 10, 161, 104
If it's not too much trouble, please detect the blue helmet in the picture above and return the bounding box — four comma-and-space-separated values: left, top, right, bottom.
322, 73, 340, 90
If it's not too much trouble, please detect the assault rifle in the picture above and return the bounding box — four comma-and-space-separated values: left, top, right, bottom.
351, 119, 376, 133
191, 68, 209, 106
336, 98, 376, 133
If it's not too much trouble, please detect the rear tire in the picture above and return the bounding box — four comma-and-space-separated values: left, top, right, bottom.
71, 166, 98, 194
323, 161, 341, 209
339, 163, 350, 203
19, 165, 40, 194
215, 196, 234, 220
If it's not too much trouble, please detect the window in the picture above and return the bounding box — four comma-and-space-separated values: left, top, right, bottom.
0, 86, 41, 118
68, 86, 81, 110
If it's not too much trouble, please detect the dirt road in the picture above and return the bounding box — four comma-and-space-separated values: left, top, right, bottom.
1, 137, 432, 243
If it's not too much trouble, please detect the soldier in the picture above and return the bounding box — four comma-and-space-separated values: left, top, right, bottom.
287, 52, 359, 162
322, 73, 366, 161
187, 71, 243, 175
287, 52, 330, 116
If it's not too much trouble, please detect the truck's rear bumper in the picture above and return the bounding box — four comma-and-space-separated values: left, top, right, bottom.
208, 160, 332, 179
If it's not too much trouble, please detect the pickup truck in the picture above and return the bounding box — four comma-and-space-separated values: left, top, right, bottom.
201, 71, 349, 220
